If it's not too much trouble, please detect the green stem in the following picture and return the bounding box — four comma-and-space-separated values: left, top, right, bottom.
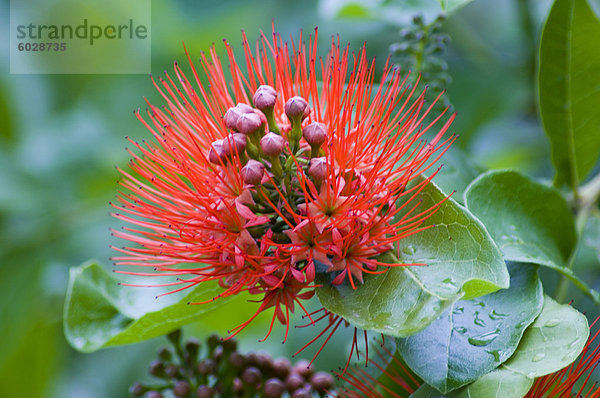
555, 171, 600, 303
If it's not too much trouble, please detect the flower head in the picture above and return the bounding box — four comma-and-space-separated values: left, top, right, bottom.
112, 25, 454, 342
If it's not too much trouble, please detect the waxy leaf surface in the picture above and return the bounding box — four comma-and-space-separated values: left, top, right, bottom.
64, 261, 227, 353
316, 180, 509, 337
397, 263, 542, 393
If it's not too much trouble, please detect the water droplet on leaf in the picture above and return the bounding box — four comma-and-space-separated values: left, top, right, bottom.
532, 353, 545, 362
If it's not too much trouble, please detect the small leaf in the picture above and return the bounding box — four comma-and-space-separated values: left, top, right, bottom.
396, 263, 543, 393
502, 295, 588, 377
411, 368, 533, 398
64, 261, 228, 353
538, 0, 600, 188
409, 295, 588, 398
464, 170, 599, 303
316, 180, 509, 337
437, 0, 475, 13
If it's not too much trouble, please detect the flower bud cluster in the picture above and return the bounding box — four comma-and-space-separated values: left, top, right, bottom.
129, 331, 334, 398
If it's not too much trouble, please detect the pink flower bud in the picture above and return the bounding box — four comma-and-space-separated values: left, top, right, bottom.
236, 112, 262, 134
222, 133, 247, 157
224, 103, 254, 130
208, 140, 225, 164
284, 96, 308, 119
302, 122, 328, 147
308, 157, 327, 181
253, 85, 277, 110
240, 160, 265, 185
260, 132, 285, 157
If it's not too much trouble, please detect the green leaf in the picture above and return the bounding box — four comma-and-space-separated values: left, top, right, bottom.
464, 170, 599, 303
502, 295, 588, 377
437, 0, 475, 13
64, 261, 228, 353
410, 368, 533, 398
316, 180, 509, 337
538, 0, 600, 188
396, 263, 543, 393
409, 295, 588, 398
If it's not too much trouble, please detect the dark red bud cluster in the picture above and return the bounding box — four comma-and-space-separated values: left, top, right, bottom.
129, 332, 334, 398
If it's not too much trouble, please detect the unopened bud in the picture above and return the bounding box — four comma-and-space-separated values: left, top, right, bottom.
197, 359, 217, 375
233, 378, 244, 393
285, 373, 305, 391
310, 372, 334, 390
208, 140, 225, 164
149, 360, 165, 377
147, 391, 164, 398
292, 359, 313, 378
129, 383, 146, 397
185, 338, 200, 360
196, 385, 214, 398
228, 351, 245, 368
291, 387, 312, 398
284, 96, 308, 119
253, 85, 277, 110
308, 157, 327, 181
260, 132, 285, 157
242, 367, 263, 386
174, 381, 191, 397
224, 103, 254, 130
272, 357, 291, 379
241, 160, 265, 185
222, 133, 247, 157
302, 122, 327, 147
264, 378, 286, 398
164, 363, 179, 378
236, 112, 263, 134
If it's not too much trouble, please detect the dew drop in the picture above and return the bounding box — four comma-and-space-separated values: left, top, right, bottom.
532, 353, 546, 362
453, 306, 464, 315
487, 350, 501, 361
467, 329, 500, 347
454, 326, 467, 334
473, 311, 486, 327
544, 318, 560, 328
489, 309, 508, 320
402, 246, 416, 256
568, 339, 580, 349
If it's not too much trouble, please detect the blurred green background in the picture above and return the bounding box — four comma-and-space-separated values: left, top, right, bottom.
2, 0, 600, 397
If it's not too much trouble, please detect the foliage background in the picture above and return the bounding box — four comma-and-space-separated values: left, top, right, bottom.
1, 0, 599, 396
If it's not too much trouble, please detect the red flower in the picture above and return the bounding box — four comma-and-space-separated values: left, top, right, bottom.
111, 25, 454, 341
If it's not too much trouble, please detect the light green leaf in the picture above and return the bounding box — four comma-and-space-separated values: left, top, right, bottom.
396, 263, 543, 393
437, 0, 475, 13
409, 295, 587, 398
538, 0, 600, 188
502, 295, 588, 377
316, 180, 509, 337
464, 170, 599, 303
410, 368, 533, 398
64, 261, 228, 353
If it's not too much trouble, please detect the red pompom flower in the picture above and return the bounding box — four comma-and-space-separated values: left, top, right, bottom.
111, 26, 455, 342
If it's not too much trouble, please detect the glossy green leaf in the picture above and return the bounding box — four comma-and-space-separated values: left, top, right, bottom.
64, 261, 228, 353
411, 368, 533, 398
538, 0, 600, 188
396, 263, 543, 393
409, 295, 587, 398
502, 295, 588, 377
316, 180, 509, 337
464, 170, 599, 303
